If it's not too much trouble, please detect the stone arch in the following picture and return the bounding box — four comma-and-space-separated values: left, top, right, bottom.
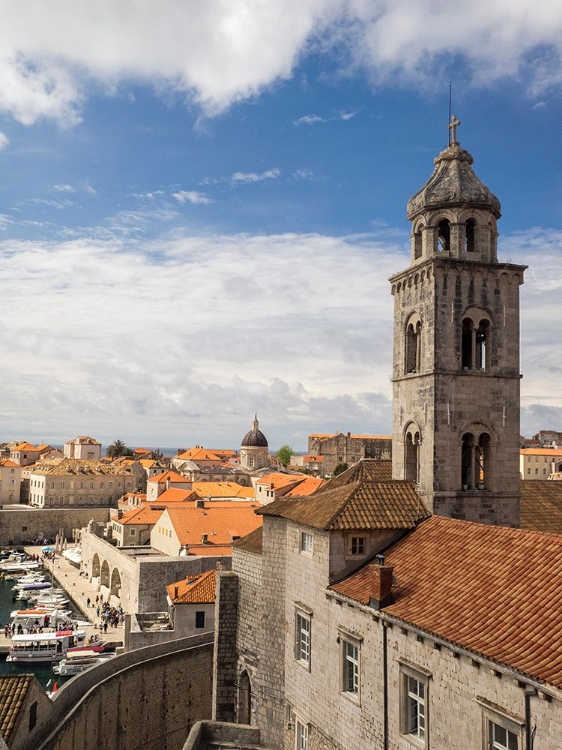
91, 553, 100, 579
100, 559, 110, 588
413, 221, 424, 259
459, 421, 496, 491
110, 568, 121, 598
461, 307, 494, 371
404, 422, 421, 483
436, 218, 451, 254
405, 312, 422, 374
237, 670, 252, 725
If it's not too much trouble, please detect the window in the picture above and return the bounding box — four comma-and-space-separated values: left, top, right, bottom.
342, 638, 360, 697
436, 219, 450, 253
488, 721, 518, 750
350, 537, 365, 555
405, 314, 422, 374
465, 218, 476, 252
294, 610, 311, 668
295, 719, 309, 750
400, 664, 429, 746
462, 315, 491, 371
195, 611, 205, 629
300, 532, 313, 554
29, 701, 37, 731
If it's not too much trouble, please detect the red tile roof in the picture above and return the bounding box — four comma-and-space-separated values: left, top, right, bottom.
285, 476, 326, 496
164, 502, 262, 548
149, 470, 190, 484
0, 675, 33, 742
167, 570, 216, 604
330, 515, 562, 688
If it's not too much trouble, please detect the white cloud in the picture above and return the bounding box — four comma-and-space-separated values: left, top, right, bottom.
0, 131, 9, 149
0, 225, 558, 448
1, 2, 562, 124
294, 114, 325, 125
231, 168, 281, 184
53, 184, 75, 193
173, 190, 213, 205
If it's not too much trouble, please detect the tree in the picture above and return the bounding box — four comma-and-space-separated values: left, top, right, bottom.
106, 439, 134, 458
333, 462, 348, 476
277, 445, 295, 467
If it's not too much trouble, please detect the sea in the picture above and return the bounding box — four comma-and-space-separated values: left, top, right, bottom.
0, 577, 85, 689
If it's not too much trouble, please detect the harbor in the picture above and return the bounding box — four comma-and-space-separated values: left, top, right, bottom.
0, 547, 124, 687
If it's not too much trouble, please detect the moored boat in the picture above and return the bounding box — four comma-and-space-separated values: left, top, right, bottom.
6, 629, 87, 664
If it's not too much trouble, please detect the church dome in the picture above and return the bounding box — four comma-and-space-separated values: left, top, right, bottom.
407, 140, 501, 221
241, 415, 268, 448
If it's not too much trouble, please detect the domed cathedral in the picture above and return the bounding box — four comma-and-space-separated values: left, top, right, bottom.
240, 414, 269, 470
390, 116, 526, 527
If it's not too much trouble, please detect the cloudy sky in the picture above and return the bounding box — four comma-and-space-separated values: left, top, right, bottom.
0, 1, 561, 452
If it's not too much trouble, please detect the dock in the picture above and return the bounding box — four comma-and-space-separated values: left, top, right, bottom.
0, 547, 124, 653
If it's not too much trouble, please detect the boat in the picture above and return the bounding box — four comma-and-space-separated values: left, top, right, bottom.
12, 581, 52, 593
0, 562, 40, 573
9, 608, 72, 630
52, 650, 115, 676
6, 629, 87, 664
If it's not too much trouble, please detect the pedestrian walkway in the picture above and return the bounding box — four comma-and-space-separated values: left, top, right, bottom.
0, 547, 124, 651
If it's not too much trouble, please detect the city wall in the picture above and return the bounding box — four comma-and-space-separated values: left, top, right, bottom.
30, 634, 214, 750
0, 507, 110, 545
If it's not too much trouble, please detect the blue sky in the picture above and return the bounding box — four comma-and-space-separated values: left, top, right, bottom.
0, 1, 561, 452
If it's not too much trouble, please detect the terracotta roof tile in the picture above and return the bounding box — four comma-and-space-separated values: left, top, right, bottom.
520, 480, 562, 533
255, 473, 304, 490
149, 470, 189, 484
164, 502, 262, 548
285, 477, 326, 496
330, 515, 562, 689
191, 482, 254, 499
118, 505, 167, 525
315, 459, 392, 493
0, 675, 33, 741
259, 478, 428, 531
152, 488, 199, 503
521, 448, 562, 456
233, 526, 263, 554
167, 570, 216, 604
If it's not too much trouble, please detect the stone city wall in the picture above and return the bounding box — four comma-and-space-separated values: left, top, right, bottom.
31, 634, 214, 750
0, 507, 110, 545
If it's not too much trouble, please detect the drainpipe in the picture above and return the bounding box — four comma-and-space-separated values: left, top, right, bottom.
525, 687, 537, 750
382, 620, 388, 750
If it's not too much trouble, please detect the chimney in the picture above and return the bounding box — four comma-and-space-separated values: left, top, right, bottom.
117, 510, 123, 519
368, 554, 394, 610
174, 586, 179, 599
195, 498, 205, 508
201, 533, 208, 544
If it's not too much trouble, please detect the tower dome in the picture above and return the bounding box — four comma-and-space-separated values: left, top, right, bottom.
240, 415, 269, 471
405, 115, 501, 265
241, 415, 268, 448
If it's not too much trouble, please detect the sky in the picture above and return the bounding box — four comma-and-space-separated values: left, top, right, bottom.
0, 1, 561, 453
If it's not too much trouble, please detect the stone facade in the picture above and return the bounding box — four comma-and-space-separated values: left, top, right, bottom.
390, 137, 525, 526
0, 506, 110, 545
307, 433, 392, 477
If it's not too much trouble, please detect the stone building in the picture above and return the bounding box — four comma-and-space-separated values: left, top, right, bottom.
28, 458, 144, 507
520, 448, 562, 480
63, 435, 102, 460
208, 125, 562, 750
307, 433, 392, 477
240, 415, 269, 471
0, 460, 21, 504
390, 126, 525, 525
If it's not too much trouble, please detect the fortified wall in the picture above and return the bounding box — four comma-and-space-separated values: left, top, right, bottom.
0, 507, 110, 545
28, 634, 214, 750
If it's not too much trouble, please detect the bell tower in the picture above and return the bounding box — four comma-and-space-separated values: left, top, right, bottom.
390, 117, 526, 526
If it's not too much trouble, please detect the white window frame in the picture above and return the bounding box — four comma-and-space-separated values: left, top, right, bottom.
294, 605, 312, 670
340, 632, 361, 701
480, 702, 523, 750
400, 662, 430, 747
295, 718, 309, 750
300, 531, 313, 555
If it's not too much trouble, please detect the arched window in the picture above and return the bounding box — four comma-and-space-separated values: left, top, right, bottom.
405, 314, 421, 374
238, 671, 252, 725
465, 218, 475, 252
414, 226, 423, 259
461, 312, 491, 371
405, 427, 420, 483
437, 220, 450, 253
461, 430, 492, 490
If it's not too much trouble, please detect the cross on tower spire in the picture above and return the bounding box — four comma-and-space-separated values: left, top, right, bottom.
449, 114, 461, 145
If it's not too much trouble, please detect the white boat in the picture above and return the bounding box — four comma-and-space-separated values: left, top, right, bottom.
6, 629, 87, 664
12, 581, 52, 592
52, 650, 115, 676
0, 562, 40, 573
9, 608, 72, 629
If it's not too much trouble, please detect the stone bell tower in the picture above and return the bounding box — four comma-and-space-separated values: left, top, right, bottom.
390, 117, 526, 526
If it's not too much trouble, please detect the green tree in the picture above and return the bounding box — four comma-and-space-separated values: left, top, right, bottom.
333, 462, 348, 476
277, 445, 295, 467
106, 439, 134, 458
